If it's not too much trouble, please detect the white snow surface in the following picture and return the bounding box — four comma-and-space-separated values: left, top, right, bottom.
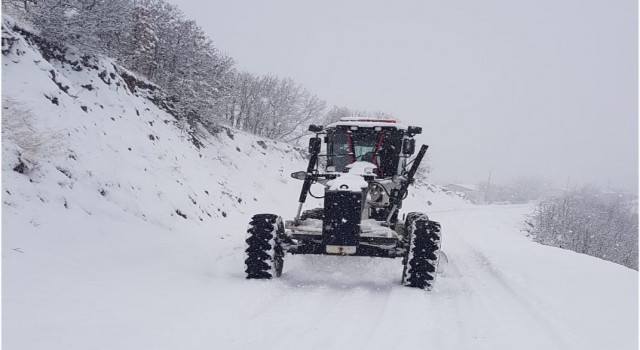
325, 120, 408, 130
345, 161, 377, 174
325, 162, 372, 191
3, 19, 638, 350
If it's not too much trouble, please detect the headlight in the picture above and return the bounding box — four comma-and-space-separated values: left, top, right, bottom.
290, 171, 308, 180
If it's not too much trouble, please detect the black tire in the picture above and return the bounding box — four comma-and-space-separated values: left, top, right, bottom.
245, 214, 285, 279
300, 208, 324, 220
401, 212, 428, 264
402, 216, 441, 289
403, 212, 428, 237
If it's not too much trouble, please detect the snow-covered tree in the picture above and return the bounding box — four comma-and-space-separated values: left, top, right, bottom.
526, 187, 638, 269
128, 4, 157, 77
218, 73, 325, 142
3, 0, 391, 145
20, 0, 133, 56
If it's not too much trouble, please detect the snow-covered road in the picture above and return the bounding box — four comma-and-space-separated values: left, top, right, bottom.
204, 204, 637, 350
8, 204, 636, 350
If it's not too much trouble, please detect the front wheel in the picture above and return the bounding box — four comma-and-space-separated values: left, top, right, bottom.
245, 214, 285, 279
402, 216, 441, 289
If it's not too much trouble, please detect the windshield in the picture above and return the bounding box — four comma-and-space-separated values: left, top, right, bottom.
326, 127, 402, 176
352, 131, 379, 162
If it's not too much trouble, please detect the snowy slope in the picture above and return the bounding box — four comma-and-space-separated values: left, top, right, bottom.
3, 18, 638, 350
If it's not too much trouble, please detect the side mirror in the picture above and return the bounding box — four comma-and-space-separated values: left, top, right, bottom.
291, 171, 308, 180
308, 137, 321, 154
402, 138, 415, 155
407, 126, 422, 136
309, 124, 323, 133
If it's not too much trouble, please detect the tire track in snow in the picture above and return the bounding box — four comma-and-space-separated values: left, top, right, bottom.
350, 284, 394, 349
279, 286, 392, 350
271, 256, 398, 350
444, 219, 571, 350
234, 285, 351, 350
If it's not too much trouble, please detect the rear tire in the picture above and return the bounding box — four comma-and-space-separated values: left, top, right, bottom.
402, 216, 441, 289
245, 214, 285, 279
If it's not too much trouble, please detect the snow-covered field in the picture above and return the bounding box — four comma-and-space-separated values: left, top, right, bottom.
3, 18, 637, 350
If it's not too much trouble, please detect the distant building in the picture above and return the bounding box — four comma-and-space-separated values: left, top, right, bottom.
444, 184, 485, 204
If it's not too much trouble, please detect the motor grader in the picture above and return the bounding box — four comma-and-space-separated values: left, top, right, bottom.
244, 117, 442, 289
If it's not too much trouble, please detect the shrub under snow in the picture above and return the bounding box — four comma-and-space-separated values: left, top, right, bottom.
526, 187, 638, 269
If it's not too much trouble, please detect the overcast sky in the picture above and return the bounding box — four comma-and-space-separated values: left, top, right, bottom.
172, 0, 638, 191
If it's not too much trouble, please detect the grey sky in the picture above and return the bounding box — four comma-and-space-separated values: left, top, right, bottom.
172, 0, 638, 191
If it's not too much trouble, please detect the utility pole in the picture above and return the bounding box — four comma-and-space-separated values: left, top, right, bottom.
485, 169, 493, 204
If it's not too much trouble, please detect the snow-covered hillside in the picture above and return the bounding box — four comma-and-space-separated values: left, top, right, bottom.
3, 17, 637, 350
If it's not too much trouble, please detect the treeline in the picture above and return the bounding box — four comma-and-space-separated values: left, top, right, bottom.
525, 187, 638, 270
3, 0, 391, 142
5, 0, 234, 128
476, 177, 549, 204
218, 73, 325, 142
